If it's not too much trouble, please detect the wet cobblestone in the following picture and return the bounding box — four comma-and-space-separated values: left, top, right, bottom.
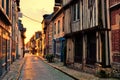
40, 57, 119, 80
2, 58, 25, 80
19, 54, 74, 80
1, 55, 119, 80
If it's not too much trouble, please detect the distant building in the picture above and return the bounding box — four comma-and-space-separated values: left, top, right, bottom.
30, 35, 36, 55
41, 14, 53, 56
18, 20, 26, 58
35, 31, 42, 56
51, 6, 65, 62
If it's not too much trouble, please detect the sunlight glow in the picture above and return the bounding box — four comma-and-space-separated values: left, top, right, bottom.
20, 0, 54, 43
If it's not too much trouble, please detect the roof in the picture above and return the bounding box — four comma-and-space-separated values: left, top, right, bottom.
43, 13, 54, 20
51, 0, 79, 21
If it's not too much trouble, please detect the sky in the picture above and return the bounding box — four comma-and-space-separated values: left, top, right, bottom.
20, 0, 54, 43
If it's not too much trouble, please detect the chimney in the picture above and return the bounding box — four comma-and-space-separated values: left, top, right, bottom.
54, 6, 60, 13
55, 0, 62, 6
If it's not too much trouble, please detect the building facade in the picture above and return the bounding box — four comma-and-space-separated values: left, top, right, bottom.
35, 31, 42, 56
0, 0, 12, 77
18, 20, 26, 58
110, 0, 120, 78
11, 0, 20, 61
0, 0, 24, 77
41, 14, 53, 56
52, 8, 65, 62
63, 0, 111, 72
29, 35, 36, 55
110, 0, 120, 63
48, 21, 53, 54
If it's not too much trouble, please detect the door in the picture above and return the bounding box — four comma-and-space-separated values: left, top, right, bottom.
74, 36, 83, 63
86, 32, 96, 65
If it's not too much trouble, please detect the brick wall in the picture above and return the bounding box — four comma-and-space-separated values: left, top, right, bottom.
111, 28, 120, 63
110, 1, 120, 63
112, 29, 120, 52
110, 8, 120, 25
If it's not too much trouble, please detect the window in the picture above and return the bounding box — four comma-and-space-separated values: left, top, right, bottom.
54, 23, 56, 34
7, 40, 10, 60
2, 38, 7, 57
74, 36, 83, 63
72, 2, 80, 21
58, 20, 60, 34
62, 17, 64, 32
6, 0, 9, 16
2, 0, 4, 8
56, 42, 60, 55
55, 0, 62, 4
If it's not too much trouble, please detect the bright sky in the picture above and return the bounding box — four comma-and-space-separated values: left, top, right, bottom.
20, 0, 54, 43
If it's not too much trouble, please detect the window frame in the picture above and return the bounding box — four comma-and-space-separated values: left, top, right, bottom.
62, 17, 64, 32
6, 0, 9, 16
2, 0, 4, 8
58, 20, 60, 34
72, 2, 80, 21
54, 23, 56, 35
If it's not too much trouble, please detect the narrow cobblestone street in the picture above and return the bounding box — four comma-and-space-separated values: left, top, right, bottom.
1, 54, 119, 80
1, 58, 25, 80
19, 54, 74, 80
0, 0, 120, 80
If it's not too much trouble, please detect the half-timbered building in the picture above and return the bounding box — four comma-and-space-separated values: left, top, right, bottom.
63, 0, 111, 72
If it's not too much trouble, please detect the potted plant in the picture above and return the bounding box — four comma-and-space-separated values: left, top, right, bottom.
45, 54, 54, 62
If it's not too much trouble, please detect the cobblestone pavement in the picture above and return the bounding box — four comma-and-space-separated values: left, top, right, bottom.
39, 56, 119, 80
19, 54, 74, 80
1, 57, 25, 80
1, 54, 119, 80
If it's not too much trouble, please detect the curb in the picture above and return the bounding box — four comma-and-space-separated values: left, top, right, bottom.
49, 64, 79, 80
16, 58, 26, 80
0, 58, 26, 80
38, 56, 79, 80
0, 70, 9, 80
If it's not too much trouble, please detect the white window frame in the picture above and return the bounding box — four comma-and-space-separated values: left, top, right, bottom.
72, 2, 80, 21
